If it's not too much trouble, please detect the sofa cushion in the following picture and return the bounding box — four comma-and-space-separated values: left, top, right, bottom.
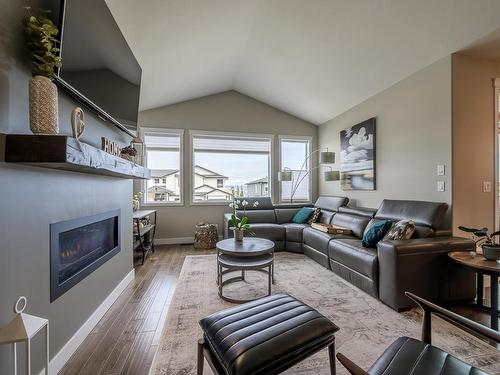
362, 220, 392, 247
331, 212, 371, 238
308, 207, 322, 224
275, 208, 301, 224
236, 209, 276, 223
283, 223, 308, 243
317, 209, 335, 224
328, 239, 378, 280
303, 227, 336, 255
250, 223, 285, 241
314, 196, 349, 211
292, 207, 314, 223
338, 206, 376, 218
375, 199, 447, 228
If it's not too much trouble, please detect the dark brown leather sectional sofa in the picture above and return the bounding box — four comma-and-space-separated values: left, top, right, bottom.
223, 196, 476, 310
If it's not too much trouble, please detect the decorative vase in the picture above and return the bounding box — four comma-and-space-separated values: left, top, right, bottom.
233, 229, 244, 241
29, 75, 59, 134
482, 245, 500, 261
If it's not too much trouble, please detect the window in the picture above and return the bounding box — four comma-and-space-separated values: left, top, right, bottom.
191, 131, 272, 203
143, 128, 183, 205
280, 137, 311, 202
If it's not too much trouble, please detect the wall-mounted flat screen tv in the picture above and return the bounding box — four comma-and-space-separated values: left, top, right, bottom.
55, 0, 141, 137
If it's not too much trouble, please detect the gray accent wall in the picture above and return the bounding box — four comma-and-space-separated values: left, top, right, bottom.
318, 56, 453, 224
138, 91, 318, 240
0, 0, 134, 373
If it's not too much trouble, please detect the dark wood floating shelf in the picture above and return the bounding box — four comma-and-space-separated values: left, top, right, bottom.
5, 134, 151, 179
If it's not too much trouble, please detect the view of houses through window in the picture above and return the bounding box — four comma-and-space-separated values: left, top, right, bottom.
143, 130, 312, 204
144, 130, 182, 204
192, 133, 272, 202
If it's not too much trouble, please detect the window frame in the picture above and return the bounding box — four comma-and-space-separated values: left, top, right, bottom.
278, 135, 313, 204
141, 127, 185, 207
189, 130, 274, 206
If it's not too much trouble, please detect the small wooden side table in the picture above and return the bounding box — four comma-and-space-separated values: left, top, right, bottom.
133, 209, 157, 265
448, 251, 500, 330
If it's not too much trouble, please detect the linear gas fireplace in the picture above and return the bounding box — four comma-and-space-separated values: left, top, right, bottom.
50, 209, 121, 302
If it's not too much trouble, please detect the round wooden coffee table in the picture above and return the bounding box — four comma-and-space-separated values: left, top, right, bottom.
216, 238, 275, 303
448, 251, 500, 330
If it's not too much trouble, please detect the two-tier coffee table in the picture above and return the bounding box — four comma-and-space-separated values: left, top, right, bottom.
448, 251, 500, 330
216, 238, 275, 303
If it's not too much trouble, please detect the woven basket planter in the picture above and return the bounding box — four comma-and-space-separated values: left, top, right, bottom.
29, 75, 59, 134
194, 224, 218, 249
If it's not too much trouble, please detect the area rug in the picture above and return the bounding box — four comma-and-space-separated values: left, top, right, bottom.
150, 253, 500, 374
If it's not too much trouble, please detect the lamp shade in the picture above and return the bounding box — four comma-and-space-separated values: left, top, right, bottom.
320, 151, 335, 164
324, 170, 340, 181
278, 170, 293, 181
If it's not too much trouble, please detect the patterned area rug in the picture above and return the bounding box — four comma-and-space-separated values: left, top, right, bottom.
150, 253, 500, 374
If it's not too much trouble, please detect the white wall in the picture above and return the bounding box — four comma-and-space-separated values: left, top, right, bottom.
138, 91, 318, 240
318, 56, 452, 224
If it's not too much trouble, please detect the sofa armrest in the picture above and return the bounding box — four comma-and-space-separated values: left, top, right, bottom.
223, 213, 233, 239
377, 237, 475, 310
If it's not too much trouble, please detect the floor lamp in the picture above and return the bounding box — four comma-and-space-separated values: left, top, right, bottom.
278, 148, 340, 203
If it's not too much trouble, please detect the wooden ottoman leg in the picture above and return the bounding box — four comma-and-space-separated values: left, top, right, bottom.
328, 341, 336, 375
197, 338, 205, 375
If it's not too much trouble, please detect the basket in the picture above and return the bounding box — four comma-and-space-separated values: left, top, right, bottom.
194, 223, 218, 249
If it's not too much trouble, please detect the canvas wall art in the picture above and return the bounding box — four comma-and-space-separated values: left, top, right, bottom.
340, 117, 376, 190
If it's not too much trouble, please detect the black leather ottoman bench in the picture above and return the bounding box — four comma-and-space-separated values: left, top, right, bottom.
197, 293, 339, 375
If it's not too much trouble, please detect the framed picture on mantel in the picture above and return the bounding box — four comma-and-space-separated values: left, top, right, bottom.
340, 117, 376, 191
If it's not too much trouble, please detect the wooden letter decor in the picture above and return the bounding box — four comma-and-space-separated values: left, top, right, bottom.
102, 137, 122, 157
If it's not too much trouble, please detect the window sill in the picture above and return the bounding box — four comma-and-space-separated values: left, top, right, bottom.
190, 201, 232, 207
142, 202, 184, 207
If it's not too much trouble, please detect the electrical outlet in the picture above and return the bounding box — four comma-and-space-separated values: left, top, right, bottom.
437, 181, 445, 192
437, 164, 445, 176
483, 181, 492, 193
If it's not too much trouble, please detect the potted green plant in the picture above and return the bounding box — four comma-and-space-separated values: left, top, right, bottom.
458, 226, 500, 261
23, 7, 62, 134
228, 199, 257, 241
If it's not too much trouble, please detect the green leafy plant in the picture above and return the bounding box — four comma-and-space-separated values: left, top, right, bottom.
228, 199, 257, 234
23, 7, 62, 78
458, 226, 500, 247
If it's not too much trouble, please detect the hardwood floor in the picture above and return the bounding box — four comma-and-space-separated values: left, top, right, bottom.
61, 245, 500, 374
60, 245, 214, 375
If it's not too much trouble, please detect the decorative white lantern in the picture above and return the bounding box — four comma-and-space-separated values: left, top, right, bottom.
0, 297, 49, 375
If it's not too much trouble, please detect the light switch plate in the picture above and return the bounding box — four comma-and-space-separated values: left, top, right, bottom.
437, 164, 445, 176
437, 181, 445, 192
483, 181, 492, 193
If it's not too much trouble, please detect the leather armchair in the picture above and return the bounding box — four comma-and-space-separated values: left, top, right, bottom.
377, 237, 476, 310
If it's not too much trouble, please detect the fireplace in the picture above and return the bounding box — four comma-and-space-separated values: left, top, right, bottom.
50, 209, 120, 302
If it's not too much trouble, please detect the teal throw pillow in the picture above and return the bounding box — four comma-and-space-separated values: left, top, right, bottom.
362, 220, 392, 247
292, 207, 314, 224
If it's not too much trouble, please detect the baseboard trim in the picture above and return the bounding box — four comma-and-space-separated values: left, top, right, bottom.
154, 235, 224, 245
43, 268, 135, 375
154, 237, 195, 245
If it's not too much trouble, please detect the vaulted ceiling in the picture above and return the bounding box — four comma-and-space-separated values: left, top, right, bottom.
107, 0, 500, 125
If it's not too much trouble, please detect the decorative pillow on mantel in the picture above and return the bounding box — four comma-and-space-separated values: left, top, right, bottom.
383, 220, 415, 240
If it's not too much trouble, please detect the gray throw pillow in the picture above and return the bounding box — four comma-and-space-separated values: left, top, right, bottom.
308, 208, 321, 224
383, 220, 415, 240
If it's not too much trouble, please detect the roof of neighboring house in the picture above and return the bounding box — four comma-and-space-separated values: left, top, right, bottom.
147, 185, 175, 195
193, 184, 234, 196
245, 177, 268, 185
150, 169, 179, 178
194, 165, 227, 179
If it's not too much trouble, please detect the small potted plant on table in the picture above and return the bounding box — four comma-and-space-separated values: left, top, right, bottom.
228, 199, 257, 241
458, 226, 500, 261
